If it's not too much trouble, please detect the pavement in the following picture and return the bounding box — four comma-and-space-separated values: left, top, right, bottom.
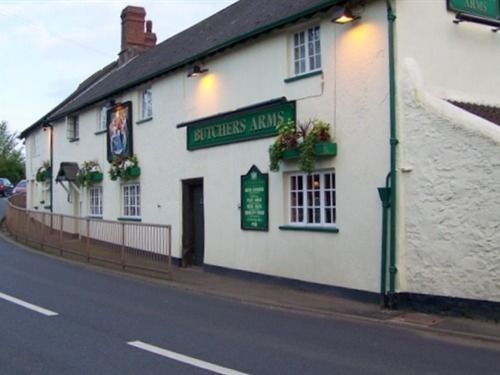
1, 215, 500, 347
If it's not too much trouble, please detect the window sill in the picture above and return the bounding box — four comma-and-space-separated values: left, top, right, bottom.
284, 70, 322, 83
279, 225, 339, 233
117, 216, 142, 222
94, 129, 107, 135
88, 215, 103, 220
136, 117, 152, 125
68, 138, 80, 143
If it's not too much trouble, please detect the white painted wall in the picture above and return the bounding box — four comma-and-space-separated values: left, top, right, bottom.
395, 0, 500, 103
398, 60, 500, 302
28, 4, 390, 292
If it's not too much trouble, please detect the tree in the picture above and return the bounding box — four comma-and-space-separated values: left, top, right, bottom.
0, 120, 25, 183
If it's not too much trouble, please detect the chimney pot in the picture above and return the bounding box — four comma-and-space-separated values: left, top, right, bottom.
119, 6, 157, 64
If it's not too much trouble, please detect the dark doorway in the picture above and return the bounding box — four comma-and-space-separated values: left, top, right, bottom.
182, 179, 205, 266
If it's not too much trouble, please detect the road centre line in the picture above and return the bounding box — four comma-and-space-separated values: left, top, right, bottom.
127, 340, 249, 375
0, 292, 58, 317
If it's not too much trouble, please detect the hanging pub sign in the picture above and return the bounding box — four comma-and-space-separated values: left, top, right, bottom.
183, 99, 296, 150
447, 0, 500, 20
241, 165, 268, 231
107, 101, 133, 162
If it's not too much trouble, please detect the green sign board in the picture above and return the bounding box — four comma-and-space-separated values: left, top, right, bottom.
241, 165, 268, 231
448, 0, 500, 19
186, 100, 296, 150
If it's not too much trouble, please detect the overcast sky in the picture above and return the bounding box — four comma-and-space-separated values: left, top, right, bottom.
0, 0, 238, 135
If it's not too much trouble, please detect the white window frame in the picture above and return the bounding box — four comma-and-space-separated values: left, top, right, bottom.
288, 170, 336, 227
141, 87, 153, 120
292, 25, 321, 76
98, 105, 109, 132
67, 115, 79, 141
122, 183, 141, 218
89, 186, 103, 217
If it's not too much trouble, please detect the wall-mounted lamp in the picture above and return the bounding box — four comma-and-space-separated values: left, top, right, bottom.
331, 3, 361, 24
187, 64, 208, 78
453, 12, 500, 32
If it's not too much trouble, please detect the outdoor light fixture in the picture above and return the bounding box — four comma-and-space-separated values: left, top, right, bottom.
187, 64, 208, 77
331, 3, 361, 24
453, 12, 500, 32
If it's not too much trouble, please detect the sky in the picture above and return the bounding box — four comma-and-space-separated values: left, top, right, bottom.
0, 0, 238, 135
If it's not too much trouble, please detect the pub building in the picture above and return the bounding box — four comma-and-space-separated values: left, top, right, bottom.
21, 0, 500, 312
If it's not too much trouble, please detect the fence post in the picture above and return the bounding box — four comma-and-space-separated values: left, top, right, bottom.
121, 222, 126, 269
41, 212, 46, 250
86, 218, 90, 262
25, 210, 29, 245
59, 214, 64, 256
167, 226, 172, 270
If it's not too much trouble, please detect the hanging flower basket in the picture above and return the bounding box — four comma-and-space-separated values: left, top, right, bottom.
122, 166, 141, 180
269, 119, 337, 173
108, 155, 140, 181
313, 142, 337, 157
36, 161, 51, 182
76, 160, 103, 187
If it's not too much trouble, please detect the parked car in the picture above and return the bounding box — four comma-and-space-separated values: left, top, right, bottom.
0, 178, 13, 197
12, 179, 27, 195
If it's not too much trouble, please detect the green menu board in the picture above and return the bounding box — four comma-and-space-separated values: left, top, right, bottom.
241, 165, 268, 231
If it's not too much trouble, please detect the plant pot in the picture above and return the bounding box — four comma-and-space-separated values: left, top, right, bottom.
282, 148, 301, 159
127, 166, 141, 178
313, 142, 337, 157
89, 171, 103, 182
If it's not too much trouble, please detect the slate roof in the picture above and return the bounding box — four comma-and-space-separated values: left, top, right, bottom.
21, 0, 341, 138
449, 101, 500, 127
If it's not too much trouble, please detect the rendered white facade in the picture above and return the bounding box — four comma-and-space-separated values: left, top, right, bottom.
23, 0, 500, 304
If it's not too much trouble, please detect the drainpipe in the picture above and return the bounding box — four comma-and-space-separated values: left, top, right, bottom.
377, 173, 391, 306
42, 122, 53, 213
386, 0, 398, 308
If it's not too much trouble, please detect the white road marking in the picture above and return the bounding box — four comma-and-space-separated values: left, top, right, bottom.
0, 292, 58, 317
127, 340, 249, 375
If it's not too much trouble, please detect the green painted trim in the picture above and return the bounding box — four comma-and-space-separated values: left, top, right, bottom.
94, 129, 107, 135
136, 117, 153, 125
279, 225, 339, 233
284, 70, 322, 83
46, 0, 342, 122
117, 217, 142, 222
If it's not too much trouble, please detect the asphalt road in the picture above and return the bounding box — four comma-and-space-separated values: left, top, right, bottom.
1, 198, 500, 374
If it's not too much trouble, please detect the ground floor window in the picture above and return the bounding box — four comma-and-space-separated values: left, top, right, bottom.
89, 186, 103, 217
122, 184, 141, 218
289, 170, 335, 226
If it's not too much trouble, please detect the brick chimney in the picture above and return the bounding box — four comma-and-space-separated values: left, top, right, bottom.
119, 6, 157, 64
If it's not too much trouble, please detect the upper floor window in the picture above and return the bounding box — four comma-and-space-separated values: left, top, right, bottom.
67, 115, 79, 141
289, 170, 335, 227
122, 183, 141, 218
293, 26, 321, 76
141, 88, 153, 120
98, 105, 109, 132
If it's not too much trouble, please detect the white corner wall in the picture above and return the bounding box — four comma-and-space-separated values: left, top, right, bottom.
398, 60, 500, 302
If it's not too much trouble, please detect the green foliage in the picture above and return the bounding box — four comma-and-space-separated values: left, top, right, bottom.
269, 119, 332, 173
0, 120, 25, 183
300, 120, 331, 173
76, 160, 103, 187
36, 160, 51, 182
108, 155, 140, 181
269, 119, 299, 172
